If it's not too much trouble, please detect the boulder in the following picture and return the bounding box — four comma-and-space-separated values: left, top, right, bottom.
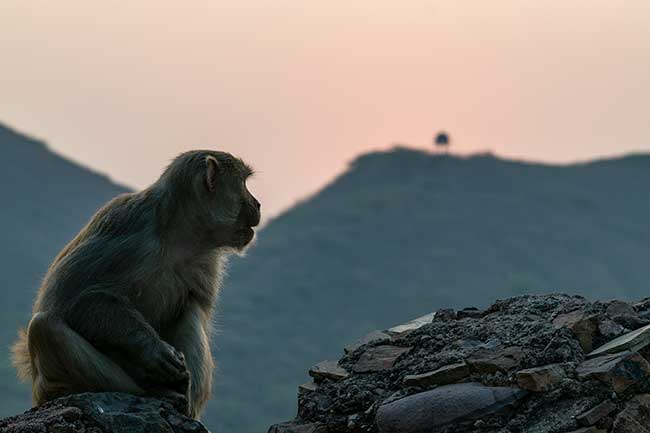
576, 351, 650, 393
376, 383, 528, 433
553, 310, 601, 352
0, 392, 207, 433
403, 362, 470, 387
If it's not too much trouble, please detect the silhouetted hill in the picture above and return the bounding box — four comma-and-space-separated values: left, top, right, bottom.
215, 148, 650, 432
0, 123, 129, 415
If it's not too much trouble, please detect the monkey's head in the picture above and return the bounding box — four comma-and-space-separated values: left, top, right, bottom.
159, 150, 261, 250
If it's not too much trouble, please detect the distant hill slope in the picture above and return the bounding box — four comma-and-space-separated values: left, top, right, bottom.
215, 148, 650, 432
0, 123, 130, 415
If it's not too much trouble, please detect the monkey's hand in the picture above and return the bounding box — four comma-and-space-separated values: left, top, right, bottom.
137, 340, 190, 388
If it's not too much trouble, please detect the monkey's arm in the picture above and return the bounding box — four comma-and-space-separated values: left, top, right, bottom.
64, 290, 188, 386
164, 301, 214, 419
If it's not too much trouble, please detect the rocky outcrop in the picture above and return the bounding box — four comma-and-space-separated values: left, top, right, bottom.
268, 294, 650, 433
0, 392, 208, 433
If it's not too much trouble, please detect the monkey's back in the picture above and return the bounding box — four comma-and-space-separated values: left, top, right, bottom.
33, 192, 161, 315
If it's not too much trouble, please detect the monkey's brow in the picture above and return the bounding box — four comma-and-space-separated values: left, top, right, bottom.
242, 162, 255, 178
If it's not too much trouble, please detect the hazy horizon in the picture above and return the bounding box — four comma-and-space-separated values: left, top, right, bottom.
2, 0, 649, 217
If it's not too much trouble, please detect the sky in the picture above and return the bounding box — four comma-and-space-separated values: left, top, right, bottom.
1, 0, 649, 218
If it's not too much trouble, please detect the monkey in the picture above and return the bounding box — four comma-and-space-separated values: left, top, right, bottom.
11, 150, 260, 419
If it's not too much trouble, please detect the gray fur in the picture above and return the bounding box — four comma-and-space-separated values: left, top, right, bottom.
12, 150, 260, 419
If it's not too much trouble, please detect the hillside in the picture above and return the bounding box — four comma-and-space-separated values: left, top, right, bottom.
0, 123, 130, 415
216, 148, 650, 432
5, 127, 650, 432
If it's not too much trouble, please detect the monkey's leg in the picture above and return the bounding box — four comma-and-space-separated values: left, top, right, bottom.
65, 290, 189, 388
164, 302, 214, 419
27, 311, 143, 405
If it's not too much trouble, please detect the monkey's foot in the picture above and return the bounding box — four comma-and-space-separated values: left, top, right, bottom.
146, 388, 190, 417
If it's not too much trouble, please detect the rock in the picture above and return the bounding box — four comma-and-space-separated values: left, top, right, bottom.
270, 295, 650, 433
588, 323, 650, 358
346, 414, 361, 429
376, 383, 528, 433
606, 299, 650, 330
298, 381, 318, 395
344, 330, 390, 354
268, 421, 328, 433
606, 300, 636, 318
614, 315, 650, 331
611, 394, 650, 432
553, 310, 601, 352
309, 360, 349, 382
515, 363, 566, 392
599, 319, 626, 339
576, 351, 650, 393
457, 307, 484, 319
435, 308, 456, 320
402, 362, 470, 387
353, 345, 412, 373
0, 392, 208, 433
467, 346, 524, 373
565, 428, 607, 433
388, 312, 436, 335
576, 400, 617, 426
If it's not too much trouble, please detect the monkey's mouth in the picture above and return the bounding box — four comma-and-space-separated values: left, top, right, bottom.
235, 226, 255, 244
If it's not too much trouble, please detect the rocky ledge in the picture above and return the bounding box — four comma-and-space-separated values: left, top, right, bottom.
0, 392, 208, 433
269, 294, 650, 433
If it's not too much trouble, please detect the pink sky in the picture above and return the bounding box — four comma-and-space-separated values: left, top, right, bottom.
1, 0, 649, 217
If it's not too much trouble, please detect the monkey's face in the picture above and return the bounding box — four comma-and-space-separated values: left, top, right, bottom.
201, 153, 260, 250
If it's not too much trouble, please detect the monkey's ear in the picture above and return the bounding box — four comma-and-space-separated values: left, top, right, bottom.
205, 156, 219, 191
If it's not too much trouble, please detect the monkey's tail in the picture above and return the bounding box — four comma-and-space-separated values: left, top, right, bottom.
11, 328, 33, 382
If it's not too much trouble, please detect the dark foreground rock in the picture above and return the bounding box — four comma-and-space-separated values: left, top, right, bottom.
269, 294, 650, 433
0, 392, 208, 433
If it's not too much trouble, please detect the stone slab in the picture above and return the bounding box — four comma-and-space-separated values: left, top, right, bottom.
588, 323, 650, 358
309, 360, 349, 382
376, 383, 528, 433
353, 345, 412, 373
576, 400, 616, 426
388, 312, 436, 335
516, 363, 566, 392
576, 351, 650, 393
403, 362, 470, 387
